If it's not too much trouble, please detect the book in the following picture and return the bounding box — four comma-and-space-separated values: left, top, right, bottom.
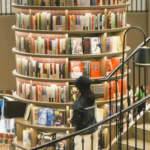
53, 110, 66, 126
71, 38, 83, 54
95, 108, 103, 128
24, 104, 31, 121
82, 61, 90, 77
69, 61, 83, 78
83, 37, 90, 54
23, 130, 31, 146
46, 109, 54, 126
37, 108, 48, 125
69, 85, 81, 102
106, 59, 113, 75
90, 37, 101, 54
111, 57, 122, 74
32, 106, 41, 124
90, 62, 100, 77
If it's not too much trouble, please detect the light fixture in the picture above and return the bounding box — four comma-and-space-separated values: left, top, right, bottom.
135, 46, 150, 67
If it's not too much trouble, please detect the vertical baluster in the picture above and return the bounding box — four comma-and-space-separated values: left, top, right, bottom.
91, 134, 93, 150
127, 62, 130, 150
100, 129, 103, 150
72, 137, 75, 150
133, 57, 135, 104
82, 136, 84, 150
135, 112, 137, 150
116, 73, 118, 138
109, 80, 111, 150
63, 145, 66, 150
143, 67, 146, 150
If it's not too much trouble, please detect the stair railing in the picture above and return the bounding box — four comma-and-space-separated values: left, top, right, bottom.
29, 36, 150, 150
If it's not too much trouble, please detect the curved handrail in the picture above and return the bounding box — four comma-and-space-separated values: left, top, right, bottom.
29, 94, 150, 150
29, 36, 150, 150
95, 36, 150, 83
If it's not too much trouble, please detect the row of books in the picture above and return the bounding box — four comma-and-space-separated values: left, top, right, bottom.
106, 36, 122, 52
107, 104, 121, 117
69, 84, 104, 102
16, 57, 30, 76
0, 134, 14, 140
24, 105, 66, 126
17, 81, 67, 103
107, 79, 126, 100
68, 37, 101, 54
16, 12, 126, 30
32, 85, 67, 102
16, 35, 66, 54
68, 13, 105, 31
107, 11, 126, 29
106, 57, 122, 75
70, 61, 100, 78
32, 61, 66, 79
15, 0, 126, 6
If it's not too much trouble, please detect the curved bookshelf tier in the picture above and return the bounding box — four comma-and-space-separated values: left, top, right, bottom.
14, 118, 74, 132
12, 24, 131, 34
12, 46, 131, 58
13, 91, 127, 107
14, 137, 31, 150
13, 70, 129, 82
12, 2, 130, 10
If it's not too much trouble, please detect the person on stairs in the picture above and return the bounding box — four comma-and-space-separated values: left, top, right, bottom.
67, 76, 98, 150
134, 85, 145, 115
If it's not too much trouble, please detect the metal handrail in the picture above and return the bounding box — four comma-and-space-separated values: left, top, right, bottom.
29, 36, 150, 150
30, 94, 150, 150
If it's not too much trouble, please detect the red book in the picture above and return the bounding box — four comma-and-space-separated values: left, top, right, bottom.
33, 38, 35, 53
47, 39, 49, 52
107, 80, 119, 100
68, 15, 70, 30
54, 63, 56, 74
74, 0, 77, 6
118, 79, 126, 97
57, 87, 59, 103
97, 0, 100, 5
106, 59, 113, 75
113, 0, 115, 5
92, 15, 94, 30
111, 57, 122, 75
31, 15, 33, 29
119, 13, 121, 28
43, 63, 45, 74
90, 62, 100, 77
69, 61, 83, 78
36, 85, 38, 101
58, 39, 60, 54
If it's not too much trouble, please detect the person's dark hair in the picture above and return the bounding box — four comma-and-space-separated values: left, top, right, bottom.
140, 86, 145, 93
81, 91, 95, 106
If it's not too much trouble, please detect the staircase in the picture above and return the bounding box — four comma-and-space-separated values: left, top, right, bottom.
121, 110, 150, 150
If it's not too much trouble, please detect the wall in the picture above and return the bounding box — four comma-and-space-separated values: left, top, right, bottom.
0, 13, 148, 91
0, 15, 16, 91
127, 13, 148, 86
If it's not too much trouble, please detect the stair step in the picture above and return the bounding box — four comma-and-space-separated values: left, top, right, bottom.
122, 138, 150, 150
132, 123, 150, 142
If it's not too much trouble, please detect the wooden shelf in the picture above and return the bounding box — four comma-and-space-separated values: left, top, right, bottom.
12, 46, 131, 58
13, 92, 127, 107
14, 137, 31, 150
12, 70, 129, 82
13, 91, 73, 107
12, 24, 131, 34
12, 2, 130, 10
14, 118, 74, 131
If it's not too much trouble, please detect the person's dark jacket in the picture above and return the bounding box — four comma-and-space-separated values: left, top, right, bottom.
70, 95, 98, 135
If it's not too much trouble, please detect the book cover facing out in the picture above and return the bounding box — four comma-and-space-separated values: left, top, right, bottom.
70, 61, 83, 78
37, 108, 48, 126
46, 109, 54, 126
106, 59, 113, 75
71, 38, 83, 54
69, 85, 81, 102
53, 110, 65, 126
90, 62, 100, 77
90, 37, 101, 54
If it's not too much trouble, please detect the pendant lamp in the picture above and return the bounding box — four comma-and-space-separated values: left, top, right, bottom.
135, 46, 150, 67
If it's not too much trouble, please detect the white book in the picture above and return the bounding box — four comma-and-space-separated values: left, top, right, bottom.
112, 37, 118, 52
62, 16, 66, 30
63, 38, 66, 53
32, 86, 36, 101
85, 13, 91, 31
142, 0, 146, 11
90, 37, 101, 54
102, 15, 105, 29
84, 0, 90, 6
23, 130, 31, 146
32, 107, 41, 124
60, 39, 63, 54
53, 16, 56, 30
56, 64, 59, 79
2, 0, 5, 14
52, 40, 56, 54
132, 0, 136, 11
7, 0, 11, 14
55, 38, 58, 54
95, 108, 103, 128
24, 104, 31, 120
68, 0, 71, 6
80, 0, 84, 6
127, 0, 131, 11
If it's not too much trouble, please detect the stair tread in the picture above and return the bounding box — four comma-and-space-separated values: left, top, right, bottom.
133, 123, 150, 131
122, 138, 150, 149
